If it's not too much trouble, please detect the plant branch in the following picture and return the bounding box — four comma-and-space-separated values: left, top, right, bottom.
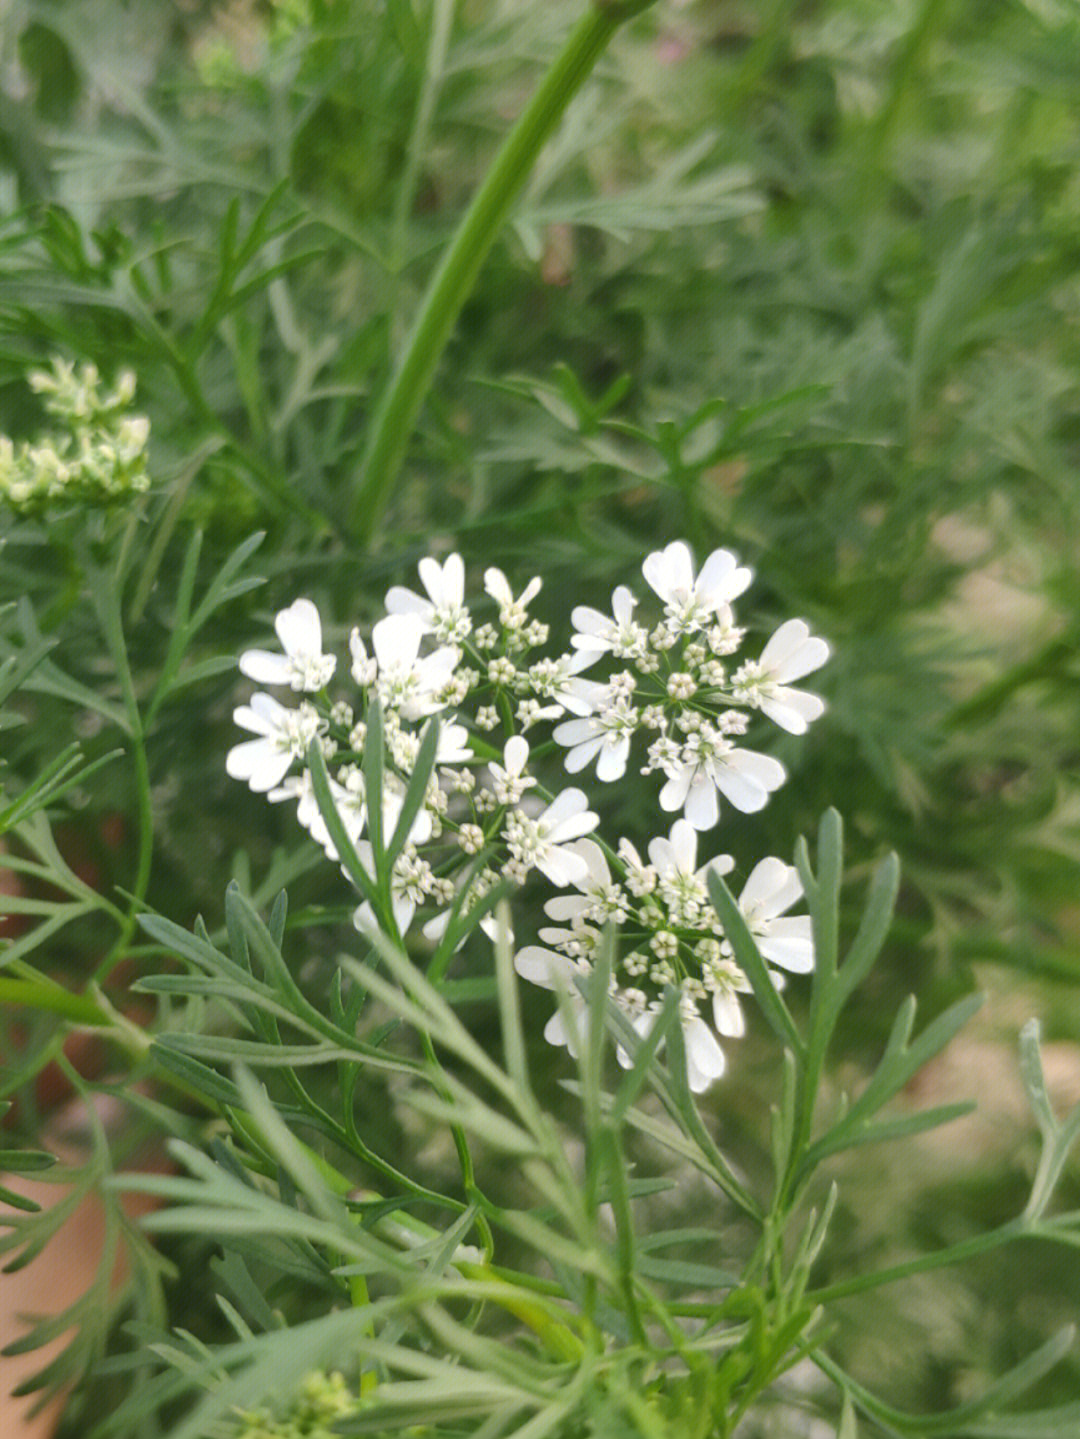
351, 0, 659, 543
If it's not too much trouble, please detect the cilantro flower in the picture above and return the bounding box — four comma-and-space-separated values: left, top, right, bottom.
239, 598, 337, 693
647, 818, 734, 927
386, 553, 472, 643
641, 542, 752, 633
514, 941, 594, 1057
484, 567, 542, 629
650, 728, 786, 830
733, 856, 814, 973
541, 839, 630, 926
553, 694, 639, 781
570, 585, 649, 660
503, 788, 599, 886
226, 693, 323, 792
371, 613, 460, 719
731, 619, 830, 734
487, 735, 537, 806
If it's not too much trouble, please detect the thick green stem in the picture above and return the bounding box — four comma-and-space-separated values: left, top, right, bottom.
351, 0, 659, 544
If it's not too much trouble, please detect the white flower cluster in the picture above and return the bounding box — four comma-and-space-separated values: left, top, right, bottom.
0, 359, 151, 513
226, 542, 829, 1090
560, 541, 829, 829
516, 819, 812, 1091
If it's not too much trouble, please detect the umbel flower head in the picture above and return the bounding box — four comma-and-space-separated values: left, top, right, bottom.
559, 540, 829, 829
225, 540, 827, 1090
513, 819, 813, 1092
0, 358, 151, 513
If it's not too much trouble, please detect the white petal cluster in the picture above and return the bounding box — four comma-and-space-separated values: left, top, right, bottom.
240, 599, 337, 693
513, 817, 813, 1092
553, 541, 828, 829
226, 539, 827, 1094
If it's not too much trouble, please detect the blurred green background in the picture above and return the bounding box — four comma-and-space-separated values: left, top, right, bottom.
2, 0, 1080, 1431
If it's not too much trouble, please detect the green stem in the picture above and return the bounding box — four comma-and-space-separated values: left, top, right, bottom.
391, 0, 457, 268
0, 978, 111, 1026
0, 978, 151, 1053
351, 0, 659, 543
94, 570, 155, 983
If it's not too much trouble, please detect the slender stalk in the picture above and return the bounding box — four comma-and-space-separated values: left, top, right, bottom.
391, 0, 457, 268
351, 0, 659, 543
93, 568, 155, 982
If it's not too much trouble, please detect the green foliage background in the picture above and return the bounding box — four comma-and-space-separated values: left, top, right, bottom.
1, 0, 1080, 1433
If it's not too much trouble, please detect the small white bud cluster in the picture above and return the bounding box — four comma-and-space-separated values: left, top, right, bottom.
0, 358, 151, 513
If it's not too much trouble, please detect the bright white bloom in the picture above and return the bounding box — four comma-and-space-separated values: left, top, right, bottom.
513, 941, 593, 1056
543, 839, 630, 926
269, 766, 366, 859
349, 629, 378, 687
731, 619, 829, 734
502, 788, 598, 887
613, 989, 728, 1092
226, 693, 322, 793
553, 695, 638, 782
704, 956, 753, 1038
433, 720, 473, 767
647, 819, 734, 926
371, 613, 460, 720
380, 782, 434, 848
734, 856, 814, 973
526, 651, 600, 716
570, 586, 649, 660
616, 837, 657, 896
488, 735, 536, 806
421, 877, 511, 949
641, 542, 752, 633
353, 843, 432, 939
484, 568, 542, 629
679, 998, 728, 1090
386, 553, 472, 643
239, 599, 337, 692
651, 730, 786, 830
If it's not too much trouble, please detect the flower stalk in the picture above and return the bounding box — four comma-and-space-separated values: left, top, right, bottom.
352, 0, 660, 544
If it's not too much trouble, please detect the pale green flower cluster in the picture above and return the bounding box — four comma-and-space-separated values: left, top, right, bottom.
0, 358, 150, 513
228, 1368, 357, 1438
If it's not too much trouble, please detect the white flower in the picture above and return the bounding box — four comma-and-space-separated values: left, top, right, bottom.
381, 781, 434, 848
513, 942, 593, 1056
484, 567, 542, 629
526, 651, 601, 717
612, 991, 727, 1092
616, 837, 657, 896
570, 586, 649, 659
371, 613, 460, 720
703, 956, 753, 1038
226, 693, 323, 792
239, 598, 337, 692
542, 839, 630, 926
269, 766, 366, 859
641, 542, 752, 633
421, 888, 510, 950
734, 857, 814, 973
386, 553, 472, 643
731, 619, 829, 734
353, 844, 431, 939
553, 695, 638, 782
646, 819, 734, 926
432, 720, 472, 767
651, 729, 786, 830
502, 788, 599, 887
349, 629, 378, 687
488, 735, 537, 806
680, 998, 728, 1090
